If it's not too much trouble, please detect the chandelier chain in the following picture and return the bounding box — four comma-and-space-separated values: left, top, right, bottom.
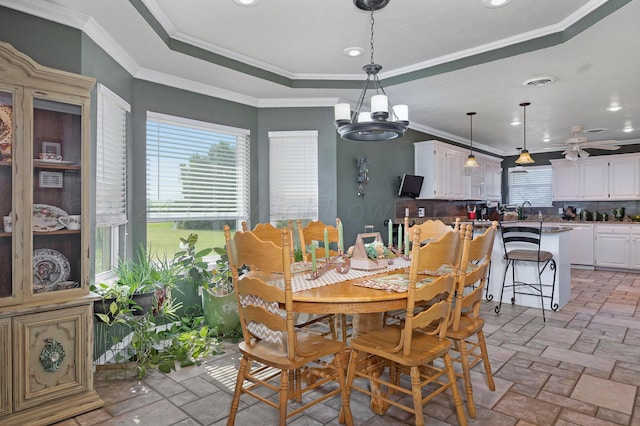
369, 9, 375, 65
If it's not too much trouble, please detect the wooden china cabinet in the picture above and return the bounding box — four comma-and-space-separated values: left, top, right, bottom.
0, 42, 103, 424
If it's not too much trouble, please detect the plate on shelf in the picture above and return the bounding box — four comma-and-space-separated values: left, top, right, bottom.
34, 159, 75, 165
33, 204, 68, 231
33, 248, 70, 287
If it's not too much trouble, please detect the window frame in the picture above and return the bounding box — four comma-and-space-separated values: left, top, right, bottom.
95, 84, 129, 279
145, 111, 251, 234
268, 130, 319, 225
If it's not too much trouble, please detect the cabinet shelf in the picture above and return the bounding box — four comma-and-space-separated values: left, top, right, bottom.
33, 162, 81, 171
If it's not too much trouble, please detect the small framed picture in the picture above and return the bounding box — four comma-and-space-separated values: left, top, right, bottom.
41, 141, 61, 156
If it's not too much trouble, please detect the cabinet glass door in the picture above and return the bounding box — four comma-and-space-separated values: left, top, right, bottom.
31, 97, 83, 295
0, 90, 13, 300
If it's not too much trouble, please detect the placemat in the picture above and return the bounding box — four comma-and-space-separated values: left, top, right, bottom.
353, 274, 435, 293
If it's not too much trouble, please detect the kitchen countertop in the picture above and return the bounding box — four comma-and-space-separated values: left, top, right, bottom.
397, 216, 640, 226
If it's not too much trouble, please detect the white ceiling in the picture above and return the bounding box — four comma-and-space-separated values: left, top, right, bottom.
5, 0, 639, 156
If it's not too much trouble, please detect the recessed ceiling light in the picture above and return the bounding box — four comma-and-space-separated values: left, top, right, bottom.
343, 47, 363, 57
510, 120, 521, 126
623, 126, 635, 133
522, 76, 556, 87
607, 104, 624, 112
543, 137, 551, 143
233, 0, 260, 6
482, 0, 512, 8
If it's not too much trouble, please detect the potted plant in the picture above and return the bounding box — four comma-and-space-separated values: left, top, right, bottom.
173, 233, 241, 336
92, 245, 179, 319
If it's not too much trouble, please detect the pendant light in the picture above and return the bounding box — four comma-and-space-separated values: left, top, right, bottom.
515, 102, 535, 164
464, 112, 480, 168
334, 0, 408, 141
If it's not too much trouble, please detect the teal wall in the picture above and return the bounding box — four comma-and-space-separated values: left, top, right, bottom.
0, 7, 81, 73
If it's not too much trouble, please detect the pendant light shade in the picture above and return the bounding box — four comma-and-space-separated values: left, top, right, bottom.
515, 102, 535, 165
464, 111, 480, 168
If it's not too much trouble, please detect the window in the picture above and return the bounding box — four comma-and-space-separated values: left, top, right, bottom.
508, 165, 552, 207
95, 84, 129, 278
268, 131, 318, 225
146, 112, 250, 254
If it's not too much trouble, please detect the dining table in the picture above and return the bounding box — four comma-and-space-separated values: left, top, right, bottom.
289, 257, 413, 415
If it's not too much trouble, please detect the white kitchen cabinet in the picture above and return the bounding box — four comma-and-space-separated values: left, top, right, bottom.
595, 225, 631, 268
483, 159, 503, 201
609, 156, 640, 199
630, 227, 640, 269
415, 140, 501, 200
551, 160, 580, 200
552, 154, 640, 201
415, 141, 465, 199
581, 160, 609, 200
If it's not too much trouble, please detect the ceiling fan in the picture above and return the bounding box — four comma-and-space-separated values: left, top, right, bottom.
560, 125, 620, 161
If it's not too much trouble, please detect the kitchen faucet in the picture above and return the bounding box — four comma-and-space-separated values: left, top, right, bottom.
520, 201, 532, 219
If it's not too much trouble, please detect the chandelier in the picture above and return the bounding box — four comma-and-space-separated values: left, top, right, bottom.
515, 102, 535, 164
334, 0, 408, 141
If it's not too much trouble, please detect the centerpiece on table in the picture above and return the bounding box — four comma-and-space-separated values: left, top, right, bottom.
345, 231, 394, 271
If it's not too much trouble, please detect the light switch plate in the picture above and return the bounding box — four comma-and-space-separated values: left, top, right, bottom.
418, 207, 425, 217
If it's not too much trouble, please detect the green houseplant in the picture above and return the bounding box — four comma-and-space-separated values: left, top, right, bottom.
173, 233, 241, 336
92, 243, 224, 378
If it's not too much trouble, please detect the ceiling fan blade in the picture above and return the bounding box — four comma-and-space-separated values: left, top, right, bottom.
580, 139, 619, 148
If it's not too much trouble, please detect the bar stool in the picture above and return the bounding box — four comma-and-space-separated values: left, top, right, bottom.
494, 222, 557, 321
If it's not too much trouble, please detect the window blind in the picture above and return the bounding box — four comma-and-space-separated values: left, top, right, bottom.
146, 112, 250, 221
509, 165, 553, 207
268, 131, 318, 222
96, 84, 129, 226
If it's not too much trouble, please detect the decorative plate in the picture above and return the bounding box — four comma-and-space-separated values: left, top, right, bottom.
33, 248, 70, 287
33, 204, 68, 232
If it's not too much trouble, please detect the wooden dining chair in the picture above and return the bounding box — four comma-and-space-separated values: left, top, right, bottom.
297, 218, 342, 261
345, 228, 467, 426
224, 225, 353, 426
384, 219, 462, 325
446, 222, 498, 418
297, 218, 349, 339
405, 217, 460, 247
241, 220, 296, 262
243, 220, 339, 342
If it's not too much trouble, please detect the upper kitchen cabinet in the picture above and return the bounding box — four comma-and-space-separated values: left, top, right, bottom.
415, 140, 465, 199
0, 42, 102, 424
415, 140, 502, 201
552, 153, 640, 201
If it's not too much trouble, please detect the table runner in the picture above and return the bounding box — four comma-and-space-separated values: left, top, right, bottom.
290, 257, 412, 292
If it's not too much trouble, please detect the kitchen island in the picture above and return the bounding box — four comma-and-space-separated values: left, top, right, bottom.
480, 223, 572, 314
